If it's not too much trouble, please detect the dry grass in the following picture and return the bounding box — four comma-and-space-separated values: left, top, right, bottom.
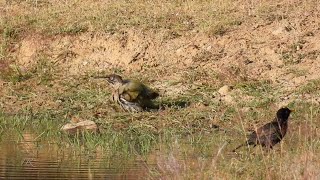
4, 0, 316, 39
2, 0, 244, 36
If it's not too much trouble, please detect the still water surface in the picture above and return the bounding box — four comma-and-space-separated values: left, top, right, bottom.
0, 132, 152, 179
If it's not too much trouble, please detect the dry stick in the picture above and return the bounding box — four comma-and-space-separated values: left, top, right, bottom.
302, 99, 313, 180
254, 123, 271, 179
235, 106, 271, 177
235, 106, 249, 151
303, 153, 310, 179
279, 127, 284, 180
211, 141, 228, 169
310, 96, 314, 151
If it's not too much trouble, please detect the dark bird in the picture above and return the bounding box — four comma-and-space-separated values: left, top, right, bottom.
99, 74, 159, 112
233, 107, 293, 152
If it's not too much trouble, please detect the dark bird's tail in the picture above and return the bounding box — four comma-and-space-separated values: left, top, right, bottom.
232, 141, 256, 152
232, 144, 246, 152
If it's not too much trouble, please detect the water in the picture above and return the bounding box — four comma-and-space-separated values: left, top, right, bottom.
0, 132, 151, 179
0, 130, 225, 179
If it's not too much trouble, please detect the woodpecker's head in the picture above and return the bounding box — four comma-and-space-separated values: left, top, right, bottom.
105, 74, 124, 86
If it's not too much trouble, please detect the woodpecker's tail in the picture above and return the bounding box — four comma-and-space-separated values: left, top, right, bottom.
147, 91, 159, 99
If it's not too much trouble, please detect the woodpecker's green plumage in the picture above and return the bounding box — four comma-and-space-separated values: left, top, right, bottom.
104, 74, 159, 112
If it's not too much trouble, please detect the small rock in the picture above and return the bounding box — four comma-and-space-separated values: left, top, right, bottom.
176, 48, 183, 55
61, 120, 98, 134
296, 44, 303, 51
77, 120, 98, 131
272, 26, 289, 35
218, 85, 233, 96
61, 123, 78, 134
241, 107, 252, 113
223, 95, 234, 104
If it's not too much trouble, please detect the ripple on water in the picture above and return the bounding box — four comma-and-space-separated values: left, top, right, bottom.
0, 132, 151, 180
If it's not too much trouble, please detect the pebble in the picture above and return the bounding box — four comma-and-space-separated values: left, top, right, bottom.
61, 120, 98, 134
218, 85, 233, 96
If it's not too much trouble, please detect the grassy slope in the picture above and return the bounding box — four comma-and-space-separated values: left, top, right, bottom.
1, 0, 320, 179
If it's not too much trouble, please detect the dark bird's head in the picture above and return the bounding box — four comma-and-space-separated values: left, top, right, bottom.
276, 107, 292, 121
105, 74, 124, 85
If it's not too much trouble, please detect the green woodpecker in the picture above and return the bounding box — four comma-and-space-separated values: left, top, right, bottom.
104, 74, 159, 112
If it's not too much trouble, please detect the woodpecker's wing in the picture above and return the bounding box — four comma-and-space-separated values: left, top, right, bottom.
120, 80, 158, 101
115, 80, 142, 101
